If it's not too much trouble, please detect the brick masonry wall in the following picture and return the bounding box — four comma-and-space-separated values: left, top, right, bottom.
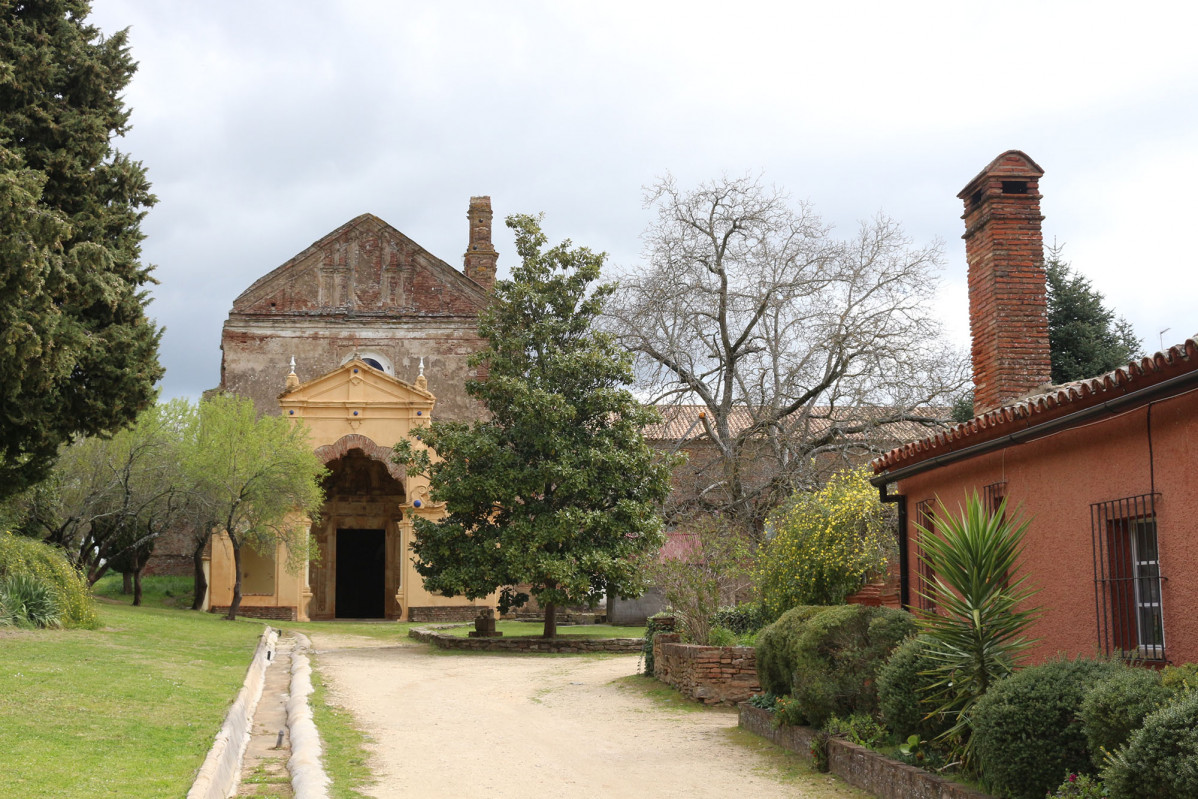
209, 605, 297, 621
739, 704, 992, 799
408, 627, 642, 653
652, 633, 761, 706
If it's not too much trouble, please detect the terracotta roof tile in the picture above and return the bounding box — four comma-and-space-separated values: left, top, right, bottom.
871, 336, 1198, 474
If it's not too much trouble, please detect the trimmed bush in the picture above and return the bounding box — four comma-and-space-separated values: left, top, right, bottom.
1161, 662, 1198, 694
755, 604, 826, 696
1103, 691, 1198, 799
789, 604, 916, 727
971, 658, 1123, 799
877, 634, 952, 740
1080, 665, 1172, 767
0, 532, 97, 629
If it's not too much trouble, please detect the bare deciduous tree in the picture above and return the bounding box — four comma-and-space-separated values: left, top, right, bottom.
607, 174, 967, 535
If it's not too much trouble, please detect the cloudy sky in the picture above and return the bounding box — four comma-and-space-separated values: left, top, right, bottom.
86, 1, 1198, 401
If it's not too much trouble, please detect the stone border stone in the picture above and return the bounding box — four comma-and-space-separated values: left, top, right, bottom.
287, 632, 331, 799
409, 626, 641, 653
738, 704, 992, 799
189, 625, 278, 799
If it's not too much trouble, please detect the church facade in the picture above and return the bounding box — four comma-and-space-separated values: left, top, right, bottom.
204, 199, 500, 621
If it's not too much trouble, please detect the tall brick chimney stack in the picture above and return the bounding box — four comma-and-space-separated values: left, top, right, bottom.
959, 150, 1052, 415
463, 196, 498, 291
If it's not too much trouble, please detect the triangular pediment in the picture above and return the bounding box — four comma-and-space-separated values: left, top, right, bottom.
232, 213, 489, 317
279, 358, 436, 410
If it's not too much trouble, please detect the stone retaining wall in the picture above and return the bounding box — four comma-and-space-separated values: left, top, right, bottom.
738, 704, 991, 799
210, 606, 297, 621
409, 627, 641, 653
652, 633, 760, 705
408, 606, 487, 623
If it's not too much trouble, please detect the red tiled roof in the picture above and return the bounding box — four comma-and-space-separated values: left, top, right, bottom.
644, 404, 947, 445
872, 337, 1198, 474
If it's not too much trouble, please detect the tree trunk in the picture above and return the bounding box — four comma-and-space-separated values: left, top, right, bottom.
132, 569, 143, 607
122, 572, 132, 595
226, 540, 243, 620
542, 602, 557, 639
191, 539, 208, 611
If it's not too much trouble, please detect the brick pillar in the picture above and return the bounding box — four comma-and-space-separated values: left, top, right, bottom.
959, 150, 1052, 414
463, 196, 498, 291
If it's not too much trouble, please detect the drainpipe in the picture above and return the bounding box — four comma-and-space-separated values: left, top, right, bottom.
878, 483, 909, 610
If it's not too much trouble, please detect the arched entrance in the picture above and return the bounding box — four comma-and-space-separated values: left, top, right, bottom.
308, 444, 407, 620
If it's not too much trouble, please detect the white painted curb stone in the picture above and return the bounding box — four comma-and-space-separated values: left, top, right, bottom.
188, 625, 278, 799
287, 632, 331, 799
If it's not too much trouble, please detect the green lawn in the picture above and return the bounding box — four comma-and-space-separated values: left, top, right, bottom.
0, 601, 263, 798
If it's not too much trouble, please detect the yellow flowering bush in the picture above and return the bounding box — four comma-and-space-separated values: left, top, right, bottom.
756, 467, 893, 617
0, 531, 98, 629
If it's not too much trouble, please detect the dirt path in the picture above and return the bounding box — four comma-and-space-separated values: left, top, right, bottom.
310, 633, 866, 798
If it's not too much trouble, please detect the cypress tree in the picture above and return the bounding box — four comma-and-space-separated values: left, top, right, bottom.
0, 1, 162, 496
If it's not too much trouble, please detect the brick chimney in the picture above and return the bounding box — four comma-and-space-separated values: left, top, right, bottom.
959, 151, 1052, 415
463, 196, 498, 291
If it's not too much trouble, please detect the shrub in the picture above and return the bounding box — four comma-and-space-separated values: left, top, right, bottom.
1103, 691, 1198, 799
877, 635, 952, 740
0, 531, 97, 629
639, 613, 675, 675
971, 658, 1123, 799
754, 604, 826, 696
756, 467, 894, 616
825, 712, 887, 748
710, 602, 769, 634
788, 604, 916, 727
706, 625, 736, 647
1048, 773, 1108, 799
1080, 665, 1172, 767
0, 571, 62, 628
1161, 662, 1198, 694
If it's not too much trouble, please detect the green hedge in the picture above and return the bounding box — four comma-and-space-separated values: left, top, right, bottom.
754, 604, 826, 696
876, 634, 951, 740
971, 658, 1123, 799
1079, 665, 1172, 768
1103, 691, 1198, 799
0, 532, 97, 629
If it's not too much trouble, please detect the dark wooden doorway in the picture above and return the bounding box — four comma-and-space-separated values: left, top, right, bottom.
335, 528, 386, 618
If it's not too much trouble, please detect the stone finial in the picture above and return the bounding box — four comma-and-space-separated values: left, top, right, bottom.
285, 356, 300, 390
415, 356, 428, 391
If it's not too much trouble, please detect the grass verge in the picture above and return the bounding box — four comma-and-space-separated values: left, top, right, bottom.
308, 660, 375, 799
438, 620, 645, 639
0, 602, 263, 798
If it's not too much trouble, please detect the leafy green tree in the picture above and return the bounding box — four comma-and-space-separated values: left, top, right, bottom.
183, 395, 325, 620
756, 467, 894, 617
916, 495, 1041, 764
1046, 244, 1142, 384
20, 399, 191, 585
396, 213, 672, 638
0, 1, 162, 497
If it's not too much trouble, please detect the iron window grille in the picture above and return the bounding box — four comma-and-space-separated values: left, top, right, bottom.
1091, 493, 1166, 662
914, 498, 936, 612
983, 481, 1007, 518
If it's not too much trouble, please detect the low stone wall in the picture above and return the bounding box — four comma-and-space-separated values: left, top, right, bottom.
209, 605, 297, 621
738, 704, 991, 799
652, 633, 760, 705
409, 627, 642, 653
408, 606, 488, 623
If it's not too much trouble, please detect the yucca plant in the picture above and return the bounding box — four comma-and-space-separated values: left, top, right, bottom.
0, 572, 63, 629
916, 494, 1041, 761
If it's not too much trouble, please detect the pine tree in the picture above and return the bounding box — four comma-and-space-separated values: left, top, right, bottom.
1046, 244, 1142, 384
0, 1, 162, 497
396, 214, 672, 638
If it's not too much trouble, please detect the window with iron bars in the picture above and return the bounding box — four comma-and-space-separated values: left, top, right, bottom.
1091, 493, 1165, 662
983, 481, 1006, 518
914, 498, 936, 612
